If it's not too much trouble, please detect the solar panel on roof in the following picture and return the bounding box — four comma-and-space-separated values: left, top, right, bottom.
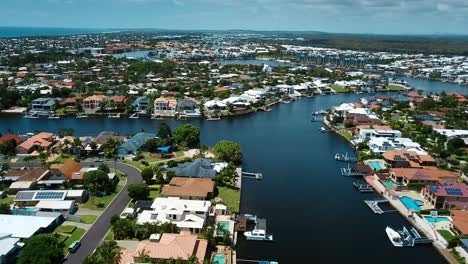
34, 191, 66, 200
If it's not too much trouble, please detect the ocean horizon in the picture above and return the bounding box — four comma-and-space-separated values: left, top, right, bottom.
0, 26, 114, 38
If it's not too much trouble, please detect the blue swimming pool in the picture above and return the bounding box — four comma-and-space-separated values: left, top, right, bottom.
424, 216, 450, 223
369, 161, 383, 171
212, 254, 225, 264
399, 196, 423, 212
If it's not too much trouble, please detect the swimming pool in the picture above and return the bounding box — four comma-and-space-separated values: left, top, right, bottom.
217, 221, 229, 236
424, 216, 450, 223
212, 254, 225, 264
399, 196, 423, 212
369, 161, 383, 171
382, 180, 396, 190
11, 207, 38, 216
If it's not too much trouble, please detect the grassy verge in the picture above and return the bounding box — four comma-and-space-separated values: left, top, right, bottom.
123, 160, 146, 171
217, 186, 240, 214
76, 215, 98, 224
438, 230, 455, 241
55, 225, 76, 234
81, 185, 123, 211
340, 130, 353, 141
387, 84, 406, 91
104, 229, 114, 241
330, 84, 348, 93
62, 228, 86, 253
0, 196, 14, 205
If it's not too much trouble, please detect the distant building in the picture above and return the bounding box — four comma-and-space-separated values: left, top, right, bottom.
422, 183, 468, 209
161, 177, 214, 200
76, 47, 105, 56
167, 158, 227, 178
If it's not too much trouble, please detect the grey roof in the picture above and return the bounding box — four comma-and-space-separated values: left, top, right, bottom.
132, 96, 150, 107
167, 158, 216, 178
118, 133, 155, 154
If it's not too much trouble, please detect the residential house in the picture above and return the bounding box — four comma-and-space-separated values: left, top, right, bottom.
450, 210, 468, 236
389, 167, 458, 186
16, 132, 56, 154
131, 96, 150, 112
120, 232, 207, 264
14, 189, 86, 207
137, 197, 211, 233
177, 98, 200, 117
358, 129, 402, 142
153, 97, 177, 117
160, 177, 214, 200
167, 159, 227, 179
94, 131, 124, 145
422, 183, 468, 209
31, 97, 57, 112
367, 137, 426, 154
0, 133, 24, 145
49, 159, 82, 182
107, 95, 128, 111
117, 133, 155, 156
83, 95, 108, 113
204, 100, 227, 111
382, 150, 436, 168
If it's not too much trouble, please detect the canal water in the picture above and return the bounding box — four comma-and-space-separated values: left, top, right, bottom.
0, 90, 451, 263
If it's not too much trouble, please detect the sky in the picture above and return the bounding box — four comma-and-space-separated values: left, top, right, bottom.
1, 0, 468, 35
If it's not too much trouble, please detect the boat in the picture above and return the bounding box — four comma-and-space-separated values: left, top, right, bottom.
24, 112, 39, 119
320, 127, 328, 132
108, 113, 121, 119
318, 110, 327, 115
76, 113, 88, 119
48, 113, 60, 119
206, 116, 221, 121
244, 229, 273, 241
386, 227, 404, 247
129, 113, 139, 119
280, 99, 291, 104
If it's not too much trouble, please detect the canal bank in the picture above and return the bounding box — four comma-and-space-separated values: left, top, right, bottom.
0, 92, 449, 263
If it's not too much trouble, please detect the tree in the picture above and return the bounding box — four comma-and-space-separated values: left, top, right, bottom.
112, 218, 135, 240
141, 167, 154, 184
84, 240, 122, 264
447, 137, 465, 153
173, 124, 200, 148
18, 234, 64, 264
128, 183, 150, 200
213, 140, 243, 165
83, 169, 114, 195
98, 163, 110, 174
214, 163, 237, 187
0, 203, 10, 214
157, 122, 173, 144
0, 139, 16, 156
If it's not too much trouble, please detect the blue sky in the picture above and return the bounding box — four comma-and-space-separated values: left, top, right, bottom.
1, 0, 468, 34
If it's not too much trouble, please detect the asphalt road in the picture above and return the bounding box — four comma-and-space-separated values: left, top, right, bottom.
9, 161, 142, 264
64, 162, 142, 264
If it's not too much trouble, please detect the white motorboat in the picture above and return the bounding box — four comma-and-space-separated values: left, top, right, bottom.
48, 113, 60, 119
320, 127, 328, 132
76, 113, 88, 119
244, 229, 273, 241
386, 226, 403, 247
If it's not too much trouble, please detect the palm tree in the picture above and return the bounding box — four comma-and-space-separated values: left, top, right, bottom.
136, 248, 152, 263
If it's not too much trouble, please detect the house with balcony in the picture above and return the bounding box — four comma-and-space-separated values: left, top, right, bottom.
83, 95, 108, 113
389, 167, 458, 186
137, 197, 211, 233
422, 183, 468, 209
131, 96, 150, 112
358, 129, 402, 142
367, 137, 427, 155
153, 97, 177, 117
16, 132, 56, 154
31, 98, 57, 113
382, 150, 436, 168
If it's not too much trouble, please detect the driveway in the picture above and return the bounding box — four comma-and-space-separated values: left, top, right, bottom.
64, 162, 142, 264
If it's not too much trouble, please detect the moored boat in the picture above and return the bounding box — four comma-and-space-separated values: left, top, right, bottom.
244, 229, 273, 241
386, 226, 403, 247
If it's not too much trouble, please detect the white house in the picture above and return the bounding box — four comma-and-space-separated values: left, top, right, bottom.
367, 137, 427, 154
358, 129, 402, 142
136, 197, 211, 233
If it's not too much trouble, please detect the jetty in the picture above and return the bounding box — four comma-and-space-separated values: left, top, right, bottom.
353, 182, 374, 193
341, 165, 365, 177
364, 199, 390, 214
335, 152, 358, 162
242, 171, 263, 180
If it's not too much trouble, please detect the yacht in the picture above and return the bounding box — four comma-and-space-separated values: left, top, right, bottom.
76, 113, 88, 119
244, 229, 273, 241
386, 226, 403, 247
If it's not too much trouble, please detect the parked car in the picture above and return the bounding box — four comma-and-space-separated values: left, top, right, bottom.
68, 241, 81, 253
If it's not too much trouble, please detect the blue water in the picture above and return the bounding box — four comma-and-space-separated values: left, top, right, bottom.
400, 76, 467, 95
0, 27, 111, 38
0, 93, 446, 263
424, 216, 450, 223
369, 161, 383, 171
399, 196, 422, 212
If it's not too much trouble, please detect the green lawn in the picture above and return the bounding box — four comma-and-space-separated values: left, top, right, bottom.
76, 215, 98, 224
123, 160, 146, 171
217, 186, 240, 214
104, 229, 114, 241
53, 154, 73, 163
81, 185, 123, 211
55, 225, 76, 234
438, 229, 455, 241
387, 85, 406, 91
330, 84, 348, 93
0, 196, 14, 205
340, 130, 353, 141
62, 227, 86, 253
149, 184, 161, 200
